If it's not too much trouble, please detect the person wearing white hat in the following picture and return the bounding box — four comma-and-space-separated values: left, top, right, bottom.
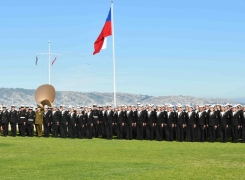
186, 106, 196, 142
60, 105, 69, 138
18, 105, 27, 137
92, 104, 100, 138
1, 106, 9, 137
230, 105, 241, 143
219, 105, 229, 143
196, 105, 207, 142
155, 105, 164, 141
105, 105, 114, 140
51, 105, 60, 138
43, 105, 51, 138
26, 106, 35, 137
207, 105, 218, 142
9, 105, 18, 137
146, 105, 156, 141
85, 106, 93, 139
176, 105, 186, 142
76, 108, 85, 139
68, 105, 76, 139
135, 105, 146, 140
115, 106, 125, 139
165, 105, 176, 141
125, 105, 134, 140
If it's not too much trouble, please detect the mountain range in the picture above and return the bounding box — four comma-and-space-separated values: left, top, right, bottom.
0, 87, 240, 108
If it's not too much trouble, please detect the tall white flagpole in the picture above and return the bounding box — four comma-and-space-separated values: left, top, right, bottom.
49, 41, 51, 84
36, 41, 62, 85
111, 1, 116, 107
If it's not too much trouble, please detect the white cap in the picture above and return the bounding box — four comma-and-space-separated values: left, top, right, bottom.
168, 104, 174, 108
210, 105, 215, 108
68, 105, 73, 109
44, 105, 49, 109
199, 105, 204, 108
11, 105, 15, 107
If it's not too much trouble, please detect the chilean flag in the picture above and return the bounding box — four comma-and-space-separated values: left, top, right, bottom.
93, 8, 112, 55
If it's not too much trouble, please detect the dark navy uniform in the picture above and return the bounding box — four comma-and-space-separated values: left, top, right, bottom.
51, 111, 60, 138
27, 110, 35, 137
18, 109, 27, 137
43, 111, 51, 137
1, 109, 9, 136
115, 110, 125, 139
125, 110, 134, 140
9, 109, 18, 137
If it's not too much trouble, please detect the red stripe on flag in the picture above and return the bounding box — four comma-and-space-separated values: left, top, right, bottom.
52, 57, 57, 65
93, 8, 112, 55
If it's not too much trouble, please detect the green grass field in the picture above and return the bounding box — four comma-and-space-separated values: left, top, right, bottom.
0, 137, 245, 180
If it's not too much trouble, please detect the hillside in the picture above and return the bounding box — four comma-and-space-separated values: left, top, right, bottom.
0, 88, 237, 108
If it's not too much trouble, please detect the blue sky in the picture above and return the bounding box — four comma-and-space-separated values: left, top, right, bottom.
0, 0, 245, 99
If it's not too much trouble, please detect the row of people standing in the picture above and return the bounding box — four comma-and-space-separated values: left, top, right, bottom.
0, 103, 245, 143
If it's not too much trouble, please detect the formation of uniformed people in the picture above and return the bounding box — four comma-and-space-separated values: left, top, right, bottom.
1, 103, 245, 143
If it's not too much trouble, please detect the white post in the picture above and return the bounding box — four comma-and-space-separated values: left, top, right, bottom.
111, 1, 116, 107
36, 42, 62, 85
48, 41, 51, 84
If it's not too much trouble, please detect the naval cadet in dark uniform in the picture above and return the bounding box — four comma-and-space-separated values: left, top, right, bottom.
155, 105, 164, 141
51, 105, 60, 138
207, 105, 218, 142
165, 105, 176, 141
60, 105, 68, 138
76, 108, 85, 139
218, 105, 230, 142
100, 105, 107, 138
230, 105, 241, 143
146, 105, 156, 141
135, 105, 145, 140
85, 107, 93, 139
92, 104, 100, 138
175, 105, 186, 142
115, 106, 125, 139
125, 106, 134, 140
106, 105, 114, 140
9, 105, 18, 137
196, 105, 207, 142
43, 105, 51, 137
18, 105, 27, 137
68, 106, 77, 139
27, 107, 35, 137
1, 106, 9, 136
186, 106, 197, 142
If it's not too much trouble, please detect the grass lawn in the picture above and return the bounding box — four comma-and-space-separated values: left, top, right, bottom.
0, 137, 245, 179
